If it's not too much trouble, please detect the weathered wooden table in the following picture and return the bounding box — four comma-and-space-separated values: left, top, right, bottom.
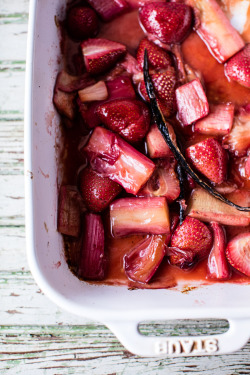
1, 0, 250, 373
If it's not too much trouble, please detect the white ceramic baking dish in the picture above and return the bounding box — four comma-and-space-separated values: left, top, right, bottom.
25, 0, 250, 357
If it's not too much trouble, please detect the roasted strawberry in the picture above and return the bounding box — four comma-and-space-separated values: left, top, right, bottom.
86, 0, 129, 21
139, 2, 193, 44
207, 222, 230, 280
176, 79, 209, 126
66, 6, 99, 40
79, 167, 122, 212
136, 38, 172, 71
225, 44, 250, 88
186, 138, 227, 184
170, 216, 213, 259
124, 235, 166, 283
81, 38, 126, 75
139, 71, 177, 117
96, 99, 150, 143
226, 233, 250, 277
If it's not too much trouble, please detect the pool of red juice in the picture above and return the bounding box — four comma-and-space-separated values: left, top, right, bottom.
61, 9, 250, 288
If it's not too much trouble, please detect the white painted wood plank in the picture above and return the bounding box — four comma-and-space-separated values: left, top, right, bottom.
0, 0, 29, 15
0, 71, 25, 114
0, 176, 24, 226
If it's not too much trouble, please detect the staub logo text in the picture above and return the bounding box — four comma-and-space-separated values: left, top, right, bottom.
155, 338, 219, 355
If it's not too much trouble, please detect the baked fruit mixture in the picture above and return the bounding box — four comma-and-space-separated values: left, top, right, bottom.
54, 0, 250, 288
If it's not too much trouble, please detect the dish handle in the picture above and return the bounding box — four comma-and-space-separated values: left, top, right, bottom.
106, 318, 250, 357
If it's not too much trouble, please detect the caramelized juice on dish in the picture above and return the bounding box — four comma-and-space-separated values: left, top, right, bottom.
61, 6, 250, 288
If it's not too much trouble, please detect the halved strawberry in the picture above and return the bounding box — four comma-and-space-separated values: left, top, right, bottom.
194, 103, 235, 136
226, 232, 250, 277
136, 38, 172, 71
186, 138, 228, 184
146, 122, 176, 159
79, 166, 122, 212
186, 0, 245, 63
225, 44, 250, 88
124, 235, 166, 283
223, 108, 250, 156
81, 38, 126, 75
170, 216, 213, 259
139, 2, 193, 44
86, 0, 129, 21
139, 71, 177, 117
176, 79, 209, 126
96, 98, 150, 143
138, 159, 180, 203
66, 6, 99, 40
207, 222, 230, 280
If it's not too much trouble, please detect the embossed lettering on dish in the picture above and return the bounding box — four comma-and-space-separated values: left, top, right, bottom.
155, 338, 218, 355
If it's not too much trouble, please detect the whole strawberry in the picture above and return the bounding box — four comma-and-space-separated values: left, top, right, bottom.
96, 99, 150, 143
136, 38, 172, 71
185, 138, 228, 184
225, 44, 250, 88
66, 6, 99, 40
79, 167, 122, 212
170, 216, 213, 259
139, 2, 193, 44
139, 71, 177, 117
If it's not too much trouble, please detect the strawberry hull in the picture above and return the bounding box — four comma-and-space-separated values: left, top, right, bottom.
124, 235, 166, 283
186, 0, 245, 63
110, 197, 170, 237
82, 127, 155, 195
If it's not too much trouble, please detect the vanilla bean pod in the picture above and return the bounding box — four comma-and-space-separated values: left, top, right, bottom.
143, 49, 250, 212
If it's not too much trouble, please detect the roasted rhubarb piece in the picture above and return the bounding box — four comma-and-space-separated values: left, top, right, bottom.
53, 89, 76, 120
106, 76, 136, 100
186, 0, 245, 63
110, 197, 170, 237
176, 79, 209, 126
58, 186, 85, 237
79, 167, 122, 212
96, 99, 150, 143
185, 138, 228, 184
226, 233, 250, 277
138, 160, 180, 203
78, 213, 106, 280
124, 235, 166, 283
81, 38, 126, 75
86, 0, 129, 21
139, 71, 177, 117
146, 123, 175, 159
78, 81, 108, 102
55, 70, 95, 93
186, 188, 250, 226
82, 127, 155, 194
223, 108, 250, 157
136, 38, 172, 71
170, 216, 213, 259
139, 2, 193, 44
66, 6, 99, 40
207, 222, 230, 280
224, 44, 250, 88
245, 155, 250, 179
194, 103, 234, 136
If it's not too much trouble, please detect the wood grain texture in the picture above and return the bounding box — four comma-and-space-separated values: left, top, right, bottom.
1, 0, 250, 373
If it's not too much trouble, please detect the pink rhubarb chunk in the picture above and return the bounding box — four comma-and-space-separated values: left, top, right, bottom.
187, 0, 245, 63
176, 79, 209, 126
86, 0, 129, 21
186, 188, 250, 226
194, 103, 234, 136
110, 197, 170, 237
146, 123, 176, 159
82, 126, 155, 195
78, 213, 106, 280
207, 222, 230, 280
124, 235, 166, 283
